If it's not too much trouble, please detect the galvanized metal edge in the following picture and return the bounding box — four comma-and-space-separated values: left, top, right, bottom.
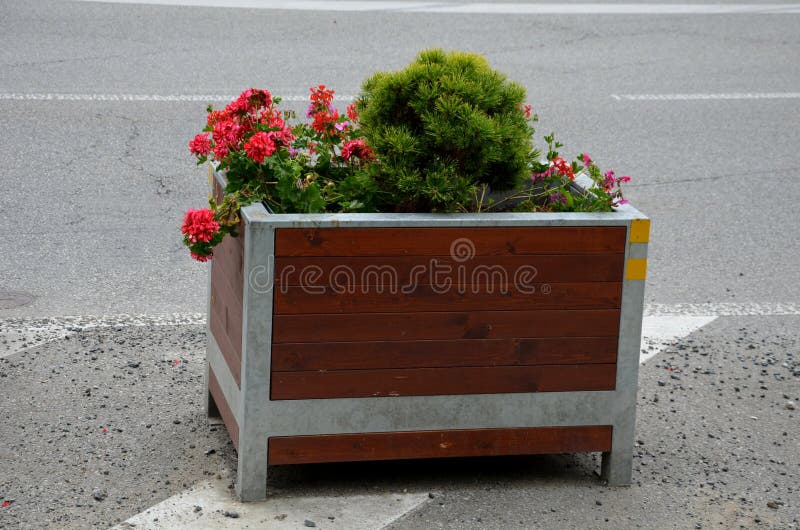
206, 332, 242, 422
255, 391, 619, 436
600, 218, 648, 485
235, 214, 275, 501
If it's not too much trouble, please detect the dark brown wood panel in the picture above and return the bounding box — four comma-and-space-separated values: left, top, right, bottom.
274, 254, 625, 286
274, 282, 621, 314
209, 367, 239, 451
268, 425, 613, 465
275, 227, 627, 257
271, 364, 616, 399
212, 230, 245, 294
272, 337, 619, 371
209, 231, 245, 388
272, 309, 620, 343
209, 271, 243, 354
209, 299, 242, 387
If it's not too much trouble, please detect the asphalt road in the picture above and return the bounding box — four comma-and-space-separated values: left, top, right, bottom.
1, 0, 799, 528
1, 0, 799, 317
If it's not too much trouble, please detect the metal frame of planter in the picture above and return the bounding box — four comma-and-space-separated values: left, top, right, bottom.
205, 170, 650, 501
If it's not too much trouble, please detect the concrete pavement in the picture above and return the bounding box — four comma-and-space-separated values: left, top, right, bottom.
0, 314, 798, 528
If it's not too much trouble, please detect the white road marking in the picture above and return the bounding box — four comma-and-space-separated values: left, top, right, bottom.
644, 302, 800, 316
0, 93, 355, 102
0, 313, 204, 358
1, 303, 797, 358
76, 0, 800, 15
612, 92, 800, 101
4, 92, 798, 104
640, 315, 717, 364
110, 479, 429, 530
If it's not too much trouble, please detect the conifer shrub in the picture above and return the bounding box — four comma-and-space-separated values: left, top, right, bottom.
355, 49, 535, 212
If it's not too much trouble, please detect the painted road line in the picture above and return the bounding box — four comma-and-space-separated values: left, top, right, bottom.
640, 315, 717, 364
77, 0, 800, 15
2, 303, 799, 358
5, 93, 798, 104
644, 302, 800, 316
0, 313, 205, 358
0, 93, 356, 102
110, 479, 430, 530
612, 93, 800, 101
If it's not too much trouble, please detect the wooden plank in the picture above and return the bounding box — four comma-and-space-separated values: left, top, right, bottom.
209, 367, 239, 451
268, 425, 613, 465
272, 309, 620, 343
208, 298, 242, 388
274, 282, 621, 314
274, 254, 625, 286
271, 364, 616, 399
209, 272, 243, 356
212, 231, 245, 294
275, 227, 627, 257
209, 241, 244, 388
271, 337, 619, 371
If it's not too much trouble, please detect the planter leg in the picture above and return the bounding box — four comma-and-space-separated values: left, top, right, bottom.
601, 423, 634, 486
206, 390, 221, 419
235, 436, 268, 501
204, 362, 221, 419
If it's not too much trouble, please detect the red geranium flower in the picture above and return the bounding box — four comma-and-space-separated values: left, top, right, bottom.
188, 133, 212, 157
552, 157, 575, 180
244, 132, 277, 163
181, 208, 220, 244
341, 139, 374, 162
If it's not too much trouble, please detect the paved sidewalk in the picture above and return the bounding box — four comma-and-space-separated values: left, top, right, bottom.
0, 316, 798, 529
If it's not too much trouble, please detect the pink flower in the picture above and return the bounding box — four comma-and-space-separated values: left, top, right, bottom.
523, 104, 532, 118
618, 175, 631, 183
603, 170, 616, 191
582, 153, 592, 166
191, 252, 212, 262
531, 168, 552, 182
341, 139, 374, 162
181, 208, 220, 244
244, 132, 276, 163
189, 133, 212, 157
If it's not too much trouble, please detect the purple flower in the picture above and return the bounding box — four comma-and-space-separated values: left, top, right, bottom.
531, 168, 553, 183
549, 192, 568, 205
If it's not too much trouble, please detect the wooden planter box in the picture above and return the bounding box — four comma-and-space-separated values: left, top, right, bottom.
205, 171, 650, 501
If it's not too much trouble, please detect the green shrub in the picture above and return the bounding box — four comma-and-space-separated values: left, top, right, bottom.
355, 49, 535, 212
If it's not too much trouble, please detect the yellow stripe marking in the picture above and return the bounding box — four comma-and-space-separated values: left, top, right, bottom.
626, 258, 647, 281
630, 218, 650, 243
208, 164, 213, 186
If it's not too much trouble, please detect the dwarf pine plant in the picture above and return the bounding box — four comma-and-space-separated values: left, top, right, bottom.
355, 49, 536, 212
182, 52, 633, 260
